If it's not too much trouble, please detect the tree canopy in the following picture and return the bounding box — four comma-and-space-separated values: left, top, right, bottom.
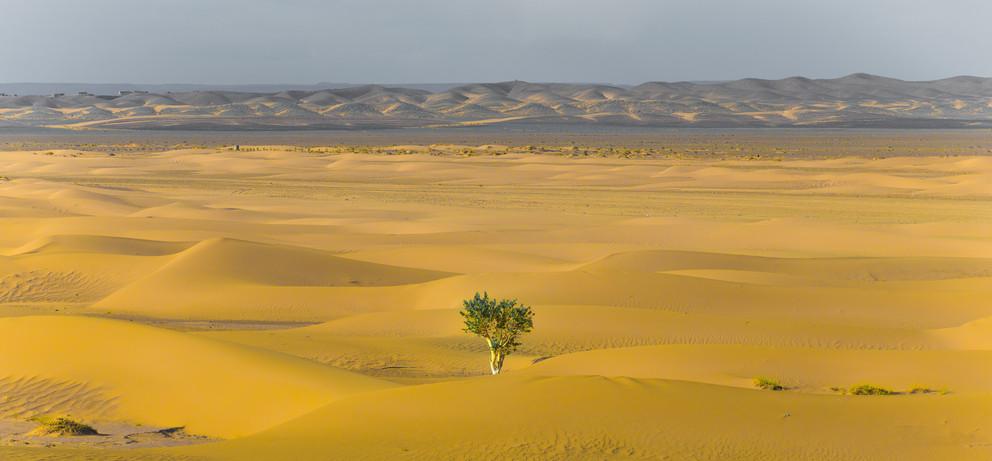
460, 292, 534, 375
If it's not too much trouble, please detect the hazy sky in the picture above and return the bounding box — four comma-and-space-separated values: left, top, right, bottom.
2, 0, 990, 84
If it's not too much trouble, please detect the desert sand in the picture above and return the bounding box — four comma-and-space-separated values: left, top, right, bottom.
0, 136, 990, 460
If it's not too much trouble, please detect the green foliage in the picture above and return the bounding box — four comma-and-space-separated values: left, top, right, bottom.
849, 384, 896, 395
460, 292, 534, 353
31, 416, 99, 436
460, 292, 534, 374
753, 377, 785, 391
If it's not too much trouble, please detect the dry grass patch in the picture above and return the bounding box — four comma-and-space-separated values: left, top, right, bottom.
753, 377, 785, 391
29, 416, 100, 436
847, 384, 896, 396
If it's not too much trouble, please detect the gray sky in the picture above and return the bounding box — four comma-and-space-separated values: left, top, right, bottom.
2, 0, 990, 84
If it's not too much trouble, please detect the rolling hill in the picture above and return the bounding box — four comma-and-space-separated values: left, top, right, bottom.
1, 74, 990, 129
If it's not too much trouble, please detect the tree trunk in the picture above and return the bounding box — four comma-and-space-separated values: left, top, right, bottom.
489, 350, 505, 375
489, 348, 505, 375
486, 338, 505, 375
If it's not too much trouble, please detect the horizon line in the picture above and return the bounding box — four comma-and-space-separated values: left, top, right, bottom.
2, 73, 990, 89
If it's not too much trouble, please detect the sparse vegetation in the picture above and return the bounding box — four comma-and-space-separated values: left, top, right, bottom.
30, 416, 99, 436
460, 292, 534, 375
831, 384, 948, 396
848, 384, 896, 396
909, 386, 950, 395
753, 377, 785, 391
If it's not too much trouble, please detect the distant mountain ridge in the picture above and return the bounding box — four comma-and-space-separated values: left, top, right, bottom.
0, 82, 468, 96
1, 74, 990, 130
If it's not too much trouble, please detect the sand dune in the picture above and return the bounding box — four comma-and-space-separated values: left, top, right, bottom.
931, 316, 992, 349
584, 250, 992, 281
8, 235, 192, 257
177, 375, 992, 461
92, 258, 991, 324
3, 75, 992, 129
93, 237, 453, 320
109, 237, 450, 287
199, 303, 953, 383
524, 344, 992, 392
0, 316, 393, 438
342, 245, 578, 273
0, 139, 989, 459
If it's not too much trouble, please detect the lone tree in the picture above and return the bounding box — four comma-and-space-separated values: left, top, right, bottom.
460, 292, 534, 375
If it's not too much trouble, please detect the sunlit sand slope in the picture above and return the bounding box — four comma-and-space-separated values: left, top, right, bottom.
0, 316, 394, 438
93, 237, 453, 320
523, 345, 992, 392
177, 375, 992, 461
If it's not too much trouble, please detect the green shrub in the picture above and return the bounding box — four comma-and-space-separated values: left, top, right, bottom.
30, 416, 99, 436
753, 377, 785, 391
849, 384, 896, 396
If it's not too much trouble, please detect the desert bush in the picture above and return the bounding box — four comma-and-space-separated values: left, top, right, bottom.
30, 416, 99, 436
753, 377, 785, 391
848, 384, 896, 396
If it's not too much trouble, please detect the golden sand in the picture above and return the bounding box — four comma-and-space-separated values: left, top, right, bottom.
0, 142, 989, 460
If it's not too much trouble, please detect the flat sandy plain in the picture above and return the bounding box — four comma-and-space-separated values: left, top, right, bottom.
0, 130, 990, 460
